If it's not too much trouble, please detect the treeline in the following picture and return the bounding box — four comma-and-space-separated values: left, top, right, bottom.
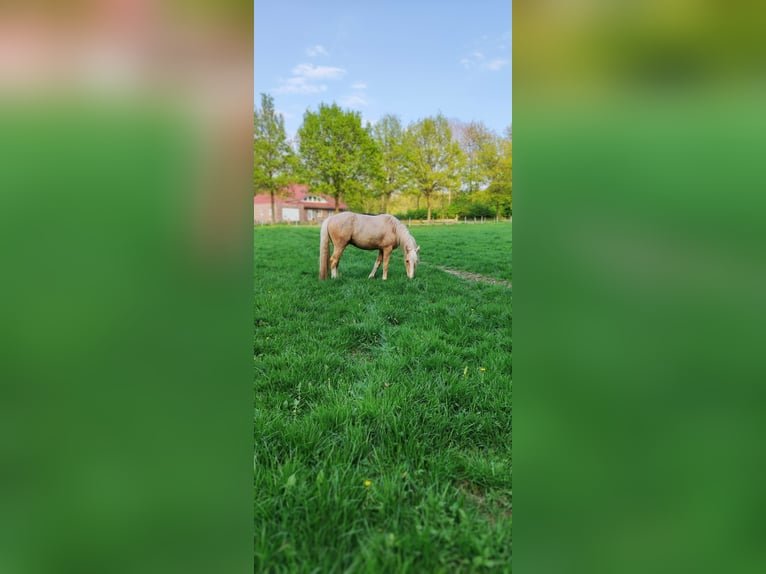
253, 93, 512, 222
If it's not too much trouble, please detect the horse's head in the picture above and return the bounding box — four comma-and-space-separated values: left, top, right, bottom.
405, 245, 420, 279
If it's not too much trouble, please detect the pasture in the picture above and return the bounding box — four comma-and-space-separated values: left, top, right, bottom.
253, 222, 512, 573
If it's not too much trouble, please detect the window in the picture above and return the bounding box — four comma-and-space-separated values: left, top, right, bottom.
282, 207, 299, 222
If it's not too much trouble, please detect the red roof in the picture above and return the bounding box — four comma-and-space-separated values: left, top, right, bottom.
253, 183, 347, 209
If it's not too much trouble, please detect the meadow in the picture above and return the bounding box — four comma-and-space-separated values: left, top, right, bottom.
253, 222, 512, 573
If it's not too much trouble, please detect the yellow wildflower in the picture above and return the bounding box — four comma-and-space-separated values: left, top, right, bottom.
364, 480, 372, 488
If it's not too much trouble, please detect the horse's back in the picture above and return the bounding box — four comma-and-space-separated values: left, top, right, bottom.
328, 212, 388, 231
326, 211, 356, 235
327, 212, 396, 249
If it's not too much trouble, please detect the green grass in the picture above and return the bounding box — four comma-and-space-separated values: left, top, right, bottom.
254, 223, 512, 573
410, 223, 512, 282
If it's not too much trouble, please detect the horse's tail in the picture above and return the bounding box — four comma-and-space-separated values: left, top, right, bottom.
319, 217, 331, 280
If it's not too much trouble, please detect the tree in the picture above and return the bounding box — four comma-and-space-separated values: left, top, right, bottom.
481, 125, 512, 217
371, 114, 411, 213
253, 93, 296, 223
404, 114, 464, 222
297, 103, 380, 213
455, 120, 500, 198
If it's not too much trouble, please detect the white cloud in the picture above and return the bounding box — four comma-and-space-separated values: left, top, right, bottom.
339, 80, 368, 107
460, 51, 485, 70
460, 52, 509, 72
274, 61, 346, 95
274, 76, 327, 95
340, 94, 367, 107
483, 58, 509, 71
306, 44, 329, 57
461, 33, 511, 72
292, 63, 346, 79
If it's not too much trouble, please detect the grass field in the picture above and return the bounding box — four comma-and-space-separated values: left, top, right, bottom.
253, 222, 512, 573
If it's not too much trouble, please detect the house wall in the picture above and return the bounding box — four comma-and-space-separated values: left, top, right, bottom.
304, 208, 336, 223
254, 204, 273, 223
254, 198, 343, 224
303, 208, 331, 223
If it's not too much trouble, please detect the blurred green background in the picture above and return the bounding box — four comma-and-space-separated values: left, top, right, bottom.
517, 1, 766, 573
0, 1, 253, 573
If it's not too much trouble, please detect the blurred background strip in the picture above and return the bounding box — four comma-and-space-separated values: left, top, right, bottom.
517, 1, 766, 574
0, 2, 253, 573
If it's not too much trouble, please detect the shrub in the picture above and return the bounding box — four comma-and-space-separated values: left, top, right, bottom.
394, 207, 429, 220
463, 202, 496, 218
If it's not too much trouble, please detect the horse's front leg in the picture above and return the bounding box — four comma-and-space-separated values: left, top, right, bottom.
369, 251, 383, 279
381, 247, 393, 280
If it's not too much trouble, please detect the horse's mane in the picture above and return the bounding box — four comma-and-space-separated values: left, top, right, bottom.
387, 215, 416, 250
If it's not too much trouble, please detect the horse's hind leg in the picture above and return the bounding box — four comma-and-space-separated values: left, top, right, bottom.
330, 242, 347, 279
369, 251, 383, 279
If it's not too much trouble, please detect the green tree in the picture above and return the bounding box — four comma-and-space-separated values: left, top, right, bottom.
253, 93, 296, 223
456, 120, 500, 198
371, 114, 411, 213
482, 125, 512, 217
297, 103, 380, 213
404, 114, 464, 222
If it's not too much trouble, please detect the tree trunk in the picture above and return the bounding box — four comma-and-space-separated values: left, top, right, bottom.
334, 192, 341, 214
270, 191, 276, 224
383, 191, 393, 214
426, 194, 432, 222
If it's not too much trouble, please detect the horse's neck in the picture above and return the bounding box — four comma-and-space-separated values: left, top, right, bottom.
394, 222, 413, 250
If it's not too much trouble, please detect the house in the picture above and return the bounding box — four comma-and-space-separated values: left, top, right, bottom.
253, 183, 348, 224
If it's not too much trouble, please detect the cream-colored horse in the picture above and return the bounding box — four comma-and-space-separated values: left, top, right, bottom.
319, 212, 420, 280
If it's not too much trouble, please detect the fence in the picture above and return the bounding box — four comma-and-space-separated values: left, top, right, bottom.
255, 216, 512, 227
405, 216, 512, 226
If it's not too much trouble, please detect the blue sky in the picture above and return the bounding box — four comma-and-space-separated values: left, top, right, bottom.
254, 1, 512, 138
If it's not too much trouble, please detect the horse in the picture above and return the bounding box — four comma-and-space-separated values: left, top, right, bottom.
319, 212, 420, 280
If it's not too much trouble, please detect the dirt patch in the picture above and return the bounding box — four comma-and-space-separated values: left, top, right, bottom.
437, 267, 512, 288
456, 480, 513, 523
